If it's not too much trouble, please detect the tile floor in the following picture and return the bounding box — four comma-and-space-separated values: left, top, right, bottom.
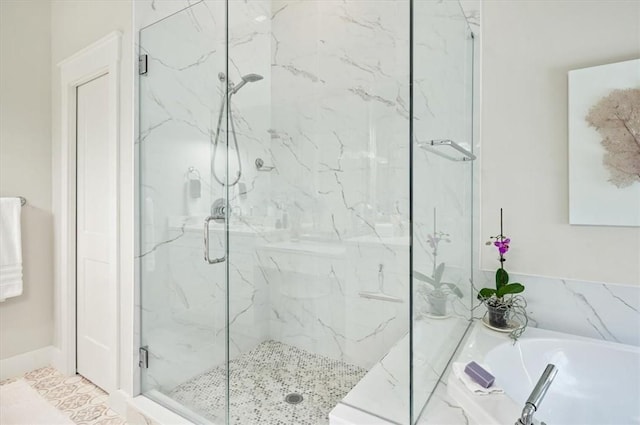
0, 367, 126, 425
169, 340, 367, 425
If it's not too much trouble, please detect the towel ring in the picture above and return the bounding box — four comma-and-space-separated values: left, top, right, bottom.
187, 166, 201, 180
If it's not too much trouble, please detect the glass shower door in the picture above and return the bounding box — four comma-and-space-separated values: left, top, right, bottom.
138, 2, 229, 422
411, 0, 475, 421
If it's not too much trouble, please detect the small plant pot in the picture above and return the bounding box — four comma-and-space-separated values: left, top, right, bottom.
427, 291, 448, 317
486, 303, 510, 328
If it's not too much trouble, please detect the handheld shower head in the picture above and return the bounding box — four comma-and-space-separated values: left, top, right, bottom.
242, 73, 264, 82
211, 71, 265, 187
230, 73, 264, 94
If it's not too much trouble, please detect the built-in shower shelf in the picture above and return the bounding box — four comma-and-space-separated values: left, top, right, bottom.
417, 139, 476, 162
166, 216, 287, 236
262, 241, 346, 256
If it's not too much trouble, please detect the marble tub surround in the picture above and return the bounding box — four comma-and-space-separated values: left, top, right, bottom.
475, 271, 640, 346
334, 316, 471, 424
415, 382, 471, 425
412, 299, 639, 425
446, 322, 640, 425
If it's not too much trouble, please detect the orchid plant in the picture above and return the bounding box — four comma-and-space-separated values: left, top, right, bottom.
414, 230, 463, 299
478, 209, 525, 301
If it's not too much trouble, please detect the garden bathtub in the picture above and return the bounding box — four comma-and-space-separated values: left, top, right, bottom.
449, 323, 640, 425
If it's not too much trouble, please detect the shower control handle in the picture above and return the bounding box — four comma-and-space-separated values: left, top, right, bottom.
210, 198, 227, 223
204, 216, 226, 264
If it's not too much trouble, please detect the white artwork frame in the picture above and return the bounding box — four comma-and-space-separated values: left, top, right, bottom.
568, 59, 640, 227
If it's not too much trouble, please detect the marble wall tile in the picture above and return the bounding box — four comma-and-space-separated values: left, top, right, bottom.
475, 271, 640, 347
459, 0, 481, 33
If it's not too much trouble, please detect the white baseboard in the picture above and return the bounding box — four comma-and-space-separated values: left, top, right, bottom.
0, 345, 55, 380
109, 389, 131, 417
49, 347, 68, 375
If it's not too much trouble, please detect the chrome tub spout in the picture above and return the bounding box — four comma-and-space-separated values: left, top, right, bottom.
516, 364, 558, 425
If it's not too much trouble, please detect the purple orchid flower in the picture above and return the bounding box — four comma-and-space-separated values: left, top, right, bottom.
494, 238, 510, 255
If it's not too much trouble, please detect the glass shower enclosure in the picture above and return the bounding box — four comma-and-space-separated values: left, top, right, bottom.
138, 1, 474, 423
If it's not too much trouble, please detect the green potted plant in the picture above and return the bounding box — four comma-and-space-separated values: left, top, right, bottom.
414, 230, 463, 317
478, 209, 525, 328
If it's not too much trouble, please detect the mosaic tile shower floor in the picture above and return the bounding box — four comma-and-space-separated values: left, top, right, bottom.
169, 340, 368, 425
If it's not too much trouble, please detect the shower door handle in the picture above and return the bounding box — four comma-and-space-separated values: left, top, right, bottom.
204, 216, 226, 264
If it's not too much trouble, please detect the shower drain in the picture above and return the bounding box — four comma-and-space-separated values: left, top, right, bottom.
285, 393, 303, 404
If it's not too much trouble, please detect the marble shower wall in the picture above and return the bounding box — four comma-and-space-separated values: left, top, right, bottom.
263, 0, 411, 369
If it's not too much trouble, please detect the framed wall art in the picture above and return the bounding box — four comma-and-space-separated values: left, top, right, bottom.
568, 59, 640, 226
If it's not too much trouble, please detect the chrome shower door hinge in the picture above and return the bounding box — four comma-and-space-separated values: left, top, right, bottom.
139, 54, 148, 75
139, 346, 149, 368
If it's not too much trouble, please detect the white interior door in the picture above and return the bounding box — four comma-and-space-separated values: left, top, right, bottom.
76, 73, 116, 392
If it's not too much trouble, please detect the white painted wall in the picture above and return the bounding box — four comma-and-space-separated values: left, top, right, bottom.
0, 0, 54, 360
51, 0, 136, 397
481, 0, 640, 285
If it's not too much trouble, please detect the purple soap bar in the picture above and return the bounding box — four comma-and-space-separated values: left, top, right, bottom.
464, 361, 495, 388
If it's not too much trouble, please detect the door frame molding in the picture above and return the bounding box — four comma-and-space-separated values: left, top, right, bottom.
54, 31, 121, 392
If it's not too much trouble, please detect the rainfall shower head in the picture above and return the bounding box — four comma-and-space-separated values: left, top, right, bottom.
230, 73, 264, 94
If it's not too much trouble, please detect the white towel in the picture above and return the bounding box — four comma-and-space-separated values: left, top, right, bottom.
0, 198, 23, 301
452, 362, 504, 395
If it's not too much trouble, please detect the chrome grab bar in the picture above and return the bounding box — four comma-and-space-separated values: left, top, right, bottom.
417, 139, 476, 161
516, 364, 558, 425
204, 216, 225, 264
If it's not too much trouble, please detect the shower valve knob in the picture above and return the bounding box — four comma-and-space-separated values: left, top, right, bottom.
211, 198, 228, 222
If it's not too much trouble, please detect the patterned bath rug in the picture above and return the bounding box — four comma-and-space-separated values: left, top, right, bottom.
0, 379, 74, 424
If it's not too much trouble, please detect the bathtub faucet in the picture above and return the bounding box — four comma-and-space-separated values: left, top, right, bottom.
515, 364, 558, 425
